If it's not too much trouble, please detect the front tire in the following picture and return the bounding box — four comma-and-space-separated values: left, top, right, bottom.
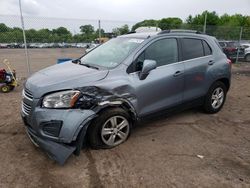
87, 108, 131, 149
203, 81, 227, 114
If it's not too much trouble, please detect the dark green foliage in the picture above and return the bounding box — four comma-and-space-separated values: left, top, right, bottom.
158, 18, 182, 30
112, 25, 129, 36
184, 11, 250, 39
131, 11, 250, 40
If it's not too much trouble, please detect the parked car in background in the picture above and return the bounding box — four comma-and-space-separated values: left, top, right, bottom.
21, 30, 231, 164
6, 43, 22, 48
0, 43, 8, 48
76, 43, 89, 48
219, 41, 245, 62
241, 43, 250, 62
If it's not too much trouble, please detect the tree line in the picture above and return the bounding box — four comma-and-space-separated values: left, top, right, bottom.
132, 11, 250, 39
0, 22, 130, 43
0, 11, 250, 43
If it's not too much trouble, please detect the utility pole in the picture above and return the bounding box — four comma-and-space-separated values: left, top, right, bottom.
19, 0, 30, 76
236, 27, 243, 64
98, 20, 101, 44
203, 12, 207, 33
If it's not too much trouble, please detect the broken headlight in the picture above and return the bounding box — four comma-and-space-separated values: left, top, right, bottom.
42, 90, 80, 108
75, 94, 97, 109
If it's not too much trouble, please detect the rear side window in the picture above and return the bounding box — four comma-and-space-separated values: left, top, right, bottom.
202, 40, 212, 56
182, 38, 204, 60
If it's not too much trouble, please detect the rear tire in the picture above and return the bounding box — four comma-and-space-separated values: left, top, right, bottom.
203, 81, 227, 114
87, 108, 131, 149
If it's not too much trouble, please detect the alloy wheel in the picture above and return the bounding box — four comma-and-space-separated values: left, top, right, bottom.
211, 87, 224, 109
101, 116, 130, 147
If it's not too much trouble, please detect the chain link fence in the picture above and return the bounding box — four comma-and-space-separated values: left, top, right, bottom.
0, 15, 249, 77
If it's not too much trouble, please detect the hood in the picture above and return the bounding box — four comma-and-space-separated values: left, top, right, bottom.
25, 62, 109, 98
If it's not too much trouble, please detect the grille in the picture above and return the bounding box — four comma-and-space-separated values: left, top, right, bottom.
22, 101, 32, 116
24, 88, 33, 101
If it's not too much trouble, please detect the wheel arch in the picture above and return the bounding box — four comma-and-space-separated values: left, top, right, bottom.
93, 100, 138, 124
74, 100, 137, 153
216, 77, 230, 91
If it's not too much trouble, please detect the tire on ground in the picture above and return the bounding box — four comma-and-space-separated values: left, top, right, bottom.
203, 81, 227, 114
87, 107, 131, 149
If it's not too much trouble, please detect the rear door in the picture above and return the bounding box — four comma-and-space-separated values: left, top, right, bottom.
181, 38, 213, 102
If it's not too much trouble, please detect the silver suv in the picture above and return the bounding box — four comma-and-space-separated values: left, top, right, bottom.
21, 30, 231, 164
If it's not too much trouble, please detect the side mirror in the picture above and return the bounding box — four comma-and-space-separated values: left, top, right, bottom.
72, 59, 80, 64
139, 60, 157, 80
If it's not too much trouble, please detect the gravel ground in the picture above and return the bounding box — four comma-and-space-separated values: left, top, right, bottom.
0, 49, 250, 188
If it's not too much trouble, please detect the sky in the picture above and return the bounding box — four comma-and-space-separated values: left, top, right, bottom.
0, 0, 249, 32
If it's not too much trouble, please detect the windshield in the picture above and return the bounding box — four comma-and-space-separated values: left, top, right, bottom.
80, 37, 144, 68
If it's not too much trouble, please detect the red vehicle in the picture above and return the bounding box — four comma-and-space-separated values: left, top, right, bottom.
0, 69, 6, 80
219, 41, 245, 62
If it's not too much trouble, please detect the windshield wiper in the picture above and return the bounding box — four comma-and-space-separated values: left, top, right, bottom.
81, 63, 99, 70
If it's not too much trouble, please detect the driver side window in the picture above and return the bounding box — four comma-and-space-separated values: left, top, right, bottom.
134, 38, 178, 72
135, 52, 145, 71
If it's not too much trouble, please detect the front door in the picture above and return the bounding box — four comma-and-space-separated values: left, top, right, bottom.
128, 38, 185, 117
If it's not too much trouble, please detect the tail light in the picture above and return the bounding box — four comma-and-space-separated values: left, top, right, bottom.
227, 59, 232, 69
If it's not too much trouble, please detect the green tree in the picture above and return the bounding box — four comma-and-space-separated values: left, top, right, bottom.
79, 25, 95, 42
158, 17, 183, 30
0, 23, 11, 32
52, 27, 71, 36
188, 11, 219, 26
112, 24, 130, 36
26, 29, 37, 43
186, 15, 193, 24
80, 25, 95, 35
95, 28, 105, 37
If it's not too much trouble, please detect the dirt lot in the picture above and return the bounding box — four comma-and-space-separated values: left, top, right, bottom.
0, 49, 250, 188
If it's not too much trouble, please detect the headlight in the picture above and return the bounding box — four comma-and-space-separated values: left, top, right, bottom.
42, 90, 80, 108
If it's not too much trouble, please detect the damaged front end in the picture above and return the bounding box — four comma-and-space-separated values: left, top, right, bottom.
76, 86, 137, 120
22, 86, 137, 165
25, 126, 76, 165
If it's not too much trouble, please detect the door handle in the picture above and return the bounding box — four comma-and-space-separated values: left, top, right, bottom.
208, 60, 214, 65
173, 70, 182, 77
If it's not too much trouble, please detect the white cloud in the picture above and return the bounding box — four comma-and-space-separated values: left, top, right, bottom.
0, 0, 19, 15
21, 0, 41, 15
1, 0, 249, 21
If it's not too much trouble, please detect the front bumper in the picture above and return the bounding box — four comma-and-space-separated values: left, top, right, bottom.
25, 124, 76, 165
21, 107, 96, 165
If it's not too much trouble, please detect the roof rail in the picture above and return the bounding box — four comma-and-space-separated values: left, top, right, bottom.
127, 31, 136, 34
158, 29, 204, 35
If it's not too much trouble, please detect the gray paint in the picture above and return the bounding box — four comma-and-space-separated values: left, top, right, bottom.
21, 32, 231, 164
